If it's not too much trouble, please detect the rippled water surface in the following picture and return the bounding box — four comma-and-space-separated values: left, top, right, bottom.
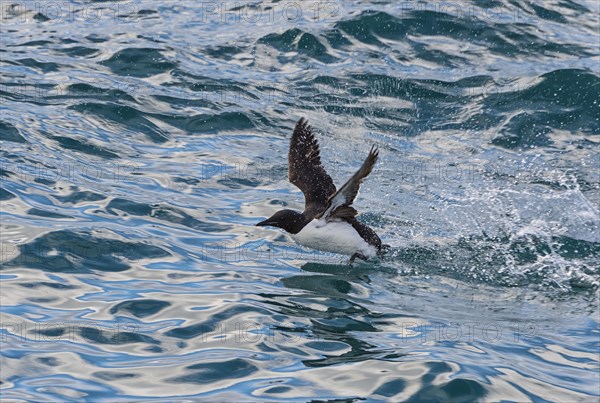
1, 0, 599, 401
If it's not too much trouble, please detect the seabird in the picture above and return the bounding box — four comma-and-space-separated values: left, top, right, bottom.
256, 118, 386, 264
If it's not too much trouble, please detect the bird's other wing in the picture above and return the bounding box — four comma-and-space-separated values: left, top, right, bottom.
288, 118, 336, 217
319, 145, 379, 220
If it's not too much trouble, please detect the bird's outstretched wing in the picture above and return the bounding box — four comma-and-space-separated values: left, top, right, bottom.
288, 118, 336, 217
318, 145, 379, 220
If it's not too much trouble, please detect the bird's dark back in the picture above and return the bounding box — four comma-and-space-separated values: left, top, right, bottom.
346, 217, 382, 250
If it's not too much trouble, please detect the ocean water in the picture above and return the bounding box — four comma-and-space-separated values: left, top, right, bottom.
1, 0, 599, 401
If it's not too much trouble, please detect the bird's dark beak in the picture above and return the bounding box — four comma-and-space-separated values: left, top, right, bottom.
256, 219, 272, 227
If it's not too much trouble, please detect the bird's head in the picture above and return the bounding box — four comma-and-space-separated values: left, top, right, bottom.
256, 209, 306, 234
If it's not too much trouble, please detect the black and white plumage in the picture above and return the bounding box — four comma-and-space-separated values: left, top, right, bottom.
256, 118, 385, 264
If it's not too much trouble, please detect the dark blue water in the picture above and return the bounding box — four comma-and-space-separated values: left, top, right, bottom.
1, 1, 599, 401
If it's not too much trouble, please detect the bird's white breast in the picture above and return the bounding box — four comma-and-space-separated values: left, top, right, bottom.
290, 219, 377, 258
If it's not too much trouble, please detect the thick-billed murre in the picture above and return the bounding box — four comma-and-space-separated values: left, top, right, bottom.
256, 118, 386, 264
